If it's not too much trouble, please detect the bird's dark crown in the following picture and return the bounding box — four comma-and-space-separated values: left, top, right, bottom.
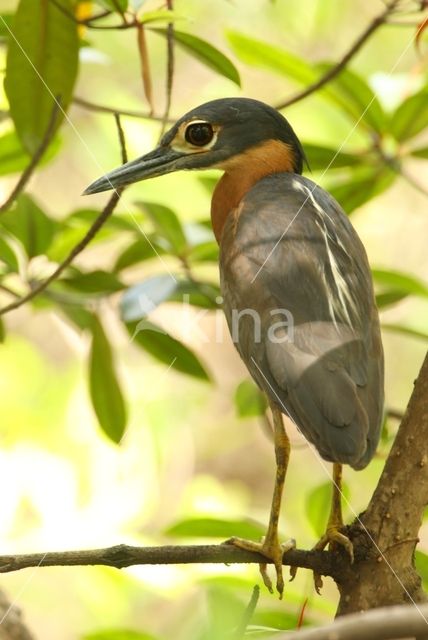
161, 97, 305, 174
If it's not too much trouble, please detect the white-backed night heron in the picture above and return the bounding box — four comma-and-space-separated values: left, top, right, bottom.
85, 97, 384, 597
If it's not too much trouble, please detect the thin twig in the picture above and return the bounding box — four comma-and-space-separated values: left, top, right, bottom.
275, 0, 402, 110
137, 23, 155, 115
73, 96, 172, 123
0, 543, 336, 576
114, 113, 128, 164
160, 0, 175, 137
0, 100, 61, 215
400, 166, 428, 196
0, 115, 127, 317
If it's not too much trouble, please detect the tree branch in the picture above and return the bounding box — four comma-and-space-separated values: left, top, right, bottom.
0, 115, 127, 317
73, 96, 172, 123
274, 602, 428, 640
0, 543, 336, 577
0, 100, 60, 215
275, 0, 402, 110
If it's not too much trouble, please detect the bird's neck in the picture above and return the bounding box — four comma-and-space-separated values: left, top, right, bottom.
210, 139, 297, 243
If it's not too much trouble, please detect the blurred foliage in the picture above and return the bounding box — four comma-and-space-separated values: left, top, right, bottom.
0, 0, 427, 638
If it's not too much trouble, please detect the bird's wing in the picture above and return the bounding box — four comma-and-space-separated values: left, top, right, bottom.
220, 173, 384, 468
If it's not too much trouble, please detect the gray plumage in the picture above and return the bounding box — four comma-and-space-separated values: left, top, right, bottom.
220, 172, 384, 470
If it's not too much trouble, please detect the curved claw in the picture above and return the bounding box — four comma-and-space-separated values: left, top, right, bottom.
312, 526, 354, 594
225, 536, 296, 599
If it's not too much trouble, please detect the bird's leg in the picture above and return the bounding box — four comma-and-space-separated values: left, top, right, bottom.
226, 403, 295, 598
312, 463, 354, 593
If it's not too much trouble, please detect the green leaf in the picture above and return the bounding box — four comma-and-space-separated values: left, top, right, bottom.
170, 279, 221, 309
136, 201, 187, 255
4, 0, 79, 154
329, 167, 396, 214
306, 481, 349, 537
126, 319, 210, 381
89, 316, 127, 443
234, 380, 267, 418
381, 323, 428, 341
153, 29, 241, 87
0, 130, 60, 176
114, 237, 166, 272
188, 241, 219, 263
376, 291, 408, 309
316, 65, 386, 133
372, 269, 428, 298
415, 550, 428, 587
60, 305, 94, 331
120, 275, 178, 322
0, 14, 13, 40
303, 144, 363, 171
410, 146, 428, 160
83, 631, 157, 640
94, 0, 128, 12
0, 236, 19, 271
227, 31, 314, 84
1, 194, 56, 258
197, 175, 219, 194
0, 317, 5, 343
165, 517, 265, 540
139, 10, 184, 25
390, 87, 428, 142
62, 269, 125, 294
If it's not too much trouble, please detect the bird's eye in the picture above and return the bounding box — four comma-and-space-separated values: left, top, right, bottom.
185, 122, 214, 147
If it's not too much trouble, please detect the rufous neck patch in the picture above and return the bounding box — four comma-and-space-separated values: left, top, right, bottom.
211, 139, 296, 243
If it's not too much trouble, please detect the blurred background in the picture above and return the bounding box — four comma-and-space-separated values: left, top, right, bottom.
0, 0, 428, 637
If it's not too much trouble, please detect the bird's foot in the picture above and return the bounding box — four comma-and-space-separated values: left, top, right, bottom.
312, 525, 354, 594
225, 535, 295, 598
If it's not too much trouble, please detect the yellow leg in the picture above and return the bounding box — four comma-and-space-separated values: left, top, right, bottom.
312, 463, 354, 593
226, 403, 295, 598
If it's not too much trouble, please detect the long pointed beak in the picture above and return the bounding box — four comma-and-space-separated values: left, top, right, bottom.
83, 146, 183, 195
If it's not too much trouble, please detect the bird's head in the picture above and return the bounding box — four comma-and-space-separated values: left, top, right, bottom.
84, 97, 306, 195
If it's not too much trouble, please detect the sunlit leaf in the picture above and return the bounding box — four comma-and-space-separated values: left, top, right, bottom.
227, 31, 315, 84
381, 323, 428, 341
410, 146, 428, 160
165, 517, 265, 539
89, 316, 127, 443
83, 630, 157, 640
329, 167, 396, 214
303, 144, 363, 171
235, 380, 267, 418
169, 279, 221, 309
0, 130, 60, 176
376, 291, 408, 309
0, 236, 19, 271
120, 275, 178, 321
127, 319, 210, 381
415, 550, 428, 588
0, 13, 13, 40
1, 194, 57, 258
114, 237, 166, 271
372, 269, 428, 298
136, 201, 187, 255
153, 29, 241, 87
94, 0, 128, 12
62, 269, 125, 294
306, 481, 349, 537
139, 10, 184, 25
4, 0, 79, 154
188, 241, 219, 263
316, 64, 387, 133
390, 87, 428, 142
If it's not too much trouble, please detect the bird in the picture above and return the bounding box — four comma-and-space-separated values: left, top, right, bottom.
84, 97, 384, 597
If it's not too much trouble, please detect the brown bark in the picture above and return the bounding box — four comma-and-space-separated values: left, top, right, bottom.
336, 352, 428, 615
